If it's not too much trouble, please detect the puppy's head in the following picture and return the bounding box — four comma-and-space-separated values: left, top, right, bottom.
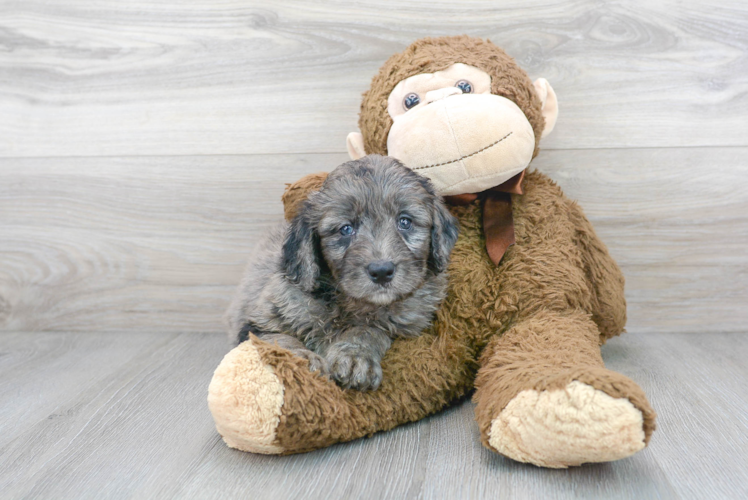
283, 155, 459, 305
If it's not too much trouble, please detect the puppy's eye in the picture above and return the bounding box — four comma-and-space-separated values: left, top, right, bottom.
397, 217, 412, 230
403, 93, 420, 110
339, 224, 355, 236
455, 80, 473, 94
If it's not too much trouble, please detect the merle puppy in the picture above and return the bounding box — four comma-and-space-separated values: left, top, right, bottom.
225, 155, 459, 390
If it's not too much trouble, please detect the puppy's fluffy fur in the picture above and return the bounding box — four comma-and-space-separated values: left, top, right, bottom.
225, 155, 459, 390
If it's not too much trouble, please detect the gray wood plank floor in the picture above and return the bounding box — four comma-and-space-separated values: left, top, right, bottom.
0, 331, 746, 499
1, 0, 747, 498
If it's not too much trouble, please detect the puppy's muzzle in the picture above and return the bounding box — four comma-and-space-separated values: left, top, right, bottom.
366, 260, 396, 285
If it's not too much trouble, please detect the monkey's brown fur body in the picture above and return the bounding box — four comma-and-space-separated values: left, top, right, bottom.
209, 36, 656, 468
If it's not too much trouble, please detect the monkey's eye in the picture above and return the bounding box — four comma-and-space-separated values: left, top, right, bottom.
455, 80, 473, 94
339, 224, 355, 236
397, 217, 412, 231
403, 93, 420, 110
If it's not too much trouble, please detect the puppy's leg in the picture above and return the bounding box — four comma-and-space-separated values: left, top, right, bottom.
257, 333, 329, 375
319, 328, 391, 391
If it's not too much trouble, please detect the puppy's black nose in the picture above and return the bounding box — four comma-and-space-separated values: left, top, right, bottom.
367, 261, 395, 284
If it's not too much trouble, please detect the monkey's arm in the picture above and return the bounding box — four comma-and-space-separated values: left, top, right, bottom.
567, 200, 627, 341
208, 321, 476, 454
281, 172, 329, 221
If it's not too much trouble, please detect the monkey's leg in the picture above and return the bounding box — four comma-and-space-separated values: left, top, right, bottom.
208, 326, 475, 455
473, 309, 656, 468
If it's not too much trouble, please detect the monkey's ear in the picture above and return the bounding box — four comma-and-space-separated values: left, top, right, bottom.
346, 132, 366, 160
533, 78, 558, 138
282, 204, 322, 292
428, 199, 460, 274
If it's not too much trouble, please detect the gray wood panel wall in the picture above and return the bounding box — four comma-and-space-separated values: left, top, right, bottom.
1, 0, 747, 334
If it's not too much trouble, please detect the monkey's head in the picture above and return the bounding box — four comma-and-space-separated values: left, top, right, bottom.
346, 36, 558, 196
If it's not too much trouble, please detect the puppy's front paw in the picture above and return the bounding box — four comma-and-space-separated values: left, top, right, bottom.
292, 349, 330, 376
328, 352, 383, 391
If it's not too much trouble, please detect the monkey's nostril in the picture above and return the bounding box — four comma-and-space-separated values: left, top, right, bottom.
366, 261, 396, 284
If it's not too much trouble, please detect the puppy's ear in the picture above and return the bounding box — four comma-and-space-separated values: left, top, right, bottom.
282, 202, 322, 292
428, 199, 459, 274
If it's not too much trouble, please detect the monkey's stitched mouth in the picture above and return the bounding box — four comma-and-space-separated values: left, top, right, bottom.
413, 132, 513, 171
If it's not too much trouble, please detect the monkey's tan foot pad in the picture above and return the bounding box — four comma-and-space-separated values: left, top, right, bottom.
208, 340, 285, 454
489, 380, 646, 468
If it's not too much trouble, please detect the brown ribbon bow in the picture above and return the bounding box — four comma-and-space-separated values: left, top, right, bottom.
443, 170, 525, 266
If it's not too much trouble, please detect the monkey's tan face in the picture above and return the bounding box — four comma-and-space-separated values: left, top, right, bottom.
346, 62, 558, 196
384, 63, 537, 196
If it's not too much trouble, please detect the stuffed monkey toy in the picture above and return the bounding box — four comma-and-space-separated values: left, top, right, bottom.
208, 36, 656, 468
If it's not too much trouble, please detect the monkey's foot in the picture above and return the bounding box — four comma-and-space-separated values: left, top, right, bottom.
208, 339, 285, 454
488, 381, 646, 468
